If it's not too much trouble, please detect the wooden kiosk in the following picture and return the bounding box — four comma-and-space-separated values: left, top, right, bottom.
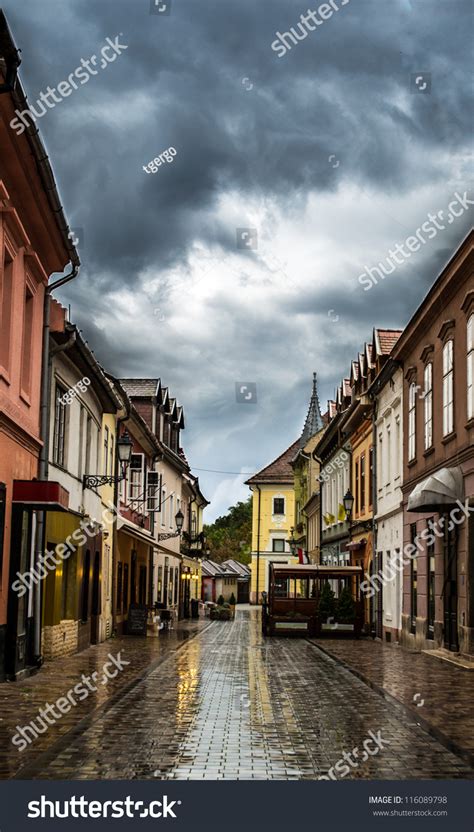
262, 563, 365, 638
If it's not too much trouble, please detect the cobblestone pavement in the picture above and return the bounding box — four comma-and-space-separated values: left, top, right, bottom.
310, 637, 474, 765
0, 617, 209, 779
10, 608, 473, 780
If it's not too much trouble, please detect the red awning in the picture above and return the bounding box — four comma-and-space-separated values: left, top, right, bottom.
12, 481, 70, 511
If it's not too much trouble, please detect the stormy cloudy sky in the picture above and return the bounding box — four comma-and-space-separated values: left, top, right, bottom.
7, 0, 473, 520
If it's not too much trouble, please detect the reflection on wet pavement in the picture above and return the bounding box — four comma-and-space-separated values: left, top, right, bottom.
22, 608, 474, 780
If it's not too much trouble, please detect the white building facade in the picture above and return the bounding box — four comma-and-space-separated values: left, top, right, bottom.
373, 362, 404, 643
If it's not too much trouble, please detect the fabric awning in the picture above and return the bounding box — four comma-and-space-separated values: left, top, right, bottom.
408, 466, 464, 513
12, 480, 69, 511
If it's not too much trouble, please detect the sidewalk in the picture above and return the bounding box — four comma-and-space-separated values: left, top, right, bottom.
309, 637, 474, 767
0, 616, 211, 779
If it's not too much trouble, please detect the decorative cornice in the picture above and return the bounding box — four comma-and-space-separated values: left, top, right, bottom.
437, 319, 455, 342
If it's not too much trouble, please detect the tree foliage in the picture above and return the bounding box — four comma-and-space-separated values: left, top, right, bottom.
204, 498, 252, 564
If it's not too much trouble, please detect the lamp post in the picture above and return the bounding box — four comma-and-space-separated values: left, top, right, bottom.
343, 488, 354, 565
83, 429, 133, 489
157, 508, 185, 541
288, 527, 297, 558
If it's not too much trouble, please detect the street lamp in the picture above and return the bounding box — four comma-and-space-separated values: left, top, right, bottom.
83, 429, 133, 489
157, 509, 185, 541
343, 490, 354, 523
288, 527, 297, 557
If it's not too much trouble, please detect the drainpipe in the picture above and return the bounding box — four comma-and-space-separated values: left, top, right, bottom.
33, 266, 79, 665
255, 486, 261, 605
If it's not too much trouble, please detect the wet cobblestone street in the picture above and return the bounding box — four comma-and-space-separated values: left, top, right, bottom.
16, 608, 473, 781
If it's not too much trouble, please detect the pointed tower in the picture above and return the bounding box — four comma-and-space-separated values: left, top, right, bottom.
300, 372, 323, 446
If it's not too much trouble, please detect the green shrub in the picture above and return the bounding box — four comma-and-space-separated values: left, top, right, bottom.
217, 594, 225, 606
229, 593, 236, 605
336, 586, 355, 623
318, 581, 336, 621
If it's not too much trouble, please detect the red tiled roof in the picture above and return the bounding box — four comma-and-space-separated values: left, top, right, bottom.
375, 328, 403, 356
245, 439, 300, 485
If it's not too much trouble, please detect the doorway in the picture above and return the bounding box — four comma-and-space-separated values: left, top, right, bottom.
442, 516, 459, 652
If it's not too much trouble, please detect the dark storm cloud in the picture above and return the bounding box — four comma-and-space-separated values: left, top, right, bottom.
4, 0, 473, 517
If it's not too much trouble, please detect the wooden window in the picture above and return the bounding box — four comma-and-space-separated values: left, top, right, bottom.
147, 471, 160, 513
272, 539, 285, 552
408, 382, 416, 461
355, 460, 360, 515
442, 340, 454, 436
53, 383, 68, 467
360, 454, 366, 512
129, 453, 144, 507
109, 434, 114, 475
468, 314, 474, 420
369, 446, 374, 507
273, 497, 285, 515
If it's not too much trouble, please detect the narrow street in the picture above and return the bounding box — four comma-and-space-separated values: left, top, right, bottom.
18, 608, 472, 781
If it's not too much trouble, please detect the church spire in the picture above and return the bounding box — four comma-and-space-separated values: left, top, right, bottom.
300, 372, 323, 444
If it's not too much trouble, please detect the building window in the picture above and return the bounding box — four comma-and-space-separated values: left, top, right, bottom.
442, 339, 454, 436
116, 562, 123, 613
129, 453, 144, 507
53, 383, 68, 467
424, 362, 433, 450
147, 471, 160, 513
169, 494, 174, 528
410, 524, 417, 634
272, 539, 285, 553
109, 434, 114, 475
468, 314, 474, 420
427, 522, 435, 639
20, 287, 34, 396
408, 382, 416, 461
360, 454, 366, 513
103, 426, 109, 475
355, 459, 360, 515
369, 446, 374, 506
0, 249, 13, 372
273, 497, 285, 515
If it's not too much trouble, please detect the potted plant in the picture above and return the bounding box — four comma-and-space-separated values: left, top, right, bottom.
336, 586, 355, 624
228, 592, 236, 617
318, 581, 336, 624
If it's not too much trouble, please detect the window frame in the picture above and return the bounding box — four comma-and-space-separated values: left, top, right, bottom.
442, 339, 454, 437
423, 362, 433, 450
273, 497, 285, 516
53, 382, 68, 468
468, 314, 474, 420
272, 538, 285, 553
408, 382, 417, 461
